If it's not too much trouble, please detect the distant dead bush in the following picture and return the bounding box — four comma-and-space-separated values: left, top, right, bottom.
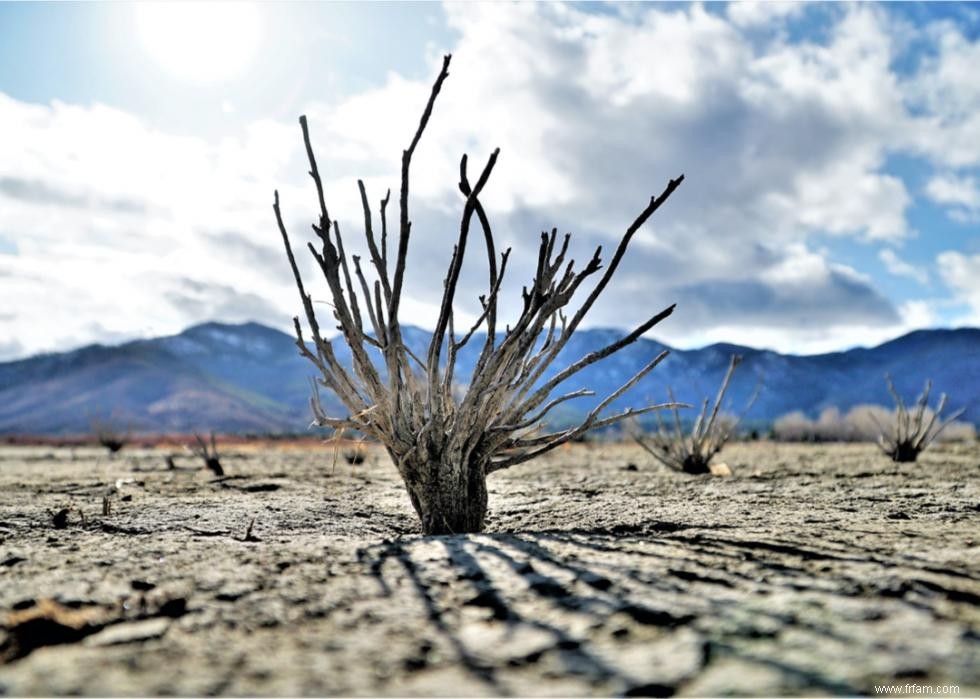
273, 54, 684, 533
189, 432, 223, 476
91, 418, 128, 456
343, 444, 366, 466
633, 355, 754, 475
875, 376, 967, 462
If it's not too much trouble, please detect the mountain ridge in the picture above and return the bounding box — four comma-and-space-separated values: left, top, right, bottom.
1, 321, 977, 435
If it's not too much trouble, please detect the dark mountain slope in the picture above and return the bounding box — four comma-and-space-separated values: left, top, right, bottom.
0, 323, 976, 435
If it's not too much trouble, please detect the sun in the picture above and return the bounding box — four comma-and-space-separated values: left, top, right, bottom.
134, 2, 262, 85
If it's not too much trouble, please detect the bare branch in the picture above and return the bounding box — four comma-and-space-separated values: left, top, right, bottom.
389, 54, 452, 332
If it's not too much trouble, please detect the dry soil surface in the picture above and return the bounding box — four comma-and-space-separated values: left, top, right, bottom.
0, 441, 977, 696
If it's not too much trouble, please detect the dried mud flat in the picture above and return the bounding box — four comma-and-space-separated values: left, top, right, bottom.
0, 441, 977, 697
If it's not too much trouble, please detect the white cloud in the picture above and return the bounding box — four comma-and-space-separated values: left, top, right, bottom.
926, 173, 980, 222
880, 248, 929, 285
927, 174, 980, 208
903, 23, 980, 168
937, 251, 980, 324
727, 1, 806, 29
679, 297, 940, 355
288, 1, 914, 352
0, 93, 307, 356
4, 2, 980, 360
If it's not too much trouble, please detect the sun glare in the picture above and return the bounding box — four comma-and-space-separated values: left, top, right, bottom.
134, 2, 262, 84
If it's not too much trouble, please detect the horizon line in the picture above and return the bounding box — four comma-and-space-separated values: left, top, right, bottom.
4, 319, 977, 365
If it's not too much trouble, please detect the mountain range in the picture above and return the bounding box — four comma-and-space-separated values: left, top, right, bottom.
0, 321, 977, 435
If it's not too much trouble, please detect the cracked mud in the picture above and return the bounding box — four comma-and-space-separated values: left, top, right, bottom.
0, 441, 977, 696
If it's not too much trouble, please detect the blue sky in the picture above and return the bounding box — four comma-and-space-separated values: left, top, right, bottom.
1, 1, 979, 360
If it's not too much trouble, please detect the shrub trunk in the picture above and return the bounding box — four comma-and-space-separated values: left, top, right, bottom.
681, 455, 711, 475
889, 443, 920, 463
401, 457, 489, 535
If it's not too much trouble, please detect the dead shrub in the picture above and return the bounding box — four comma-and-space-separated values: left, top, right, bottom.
273, 54, 683, 533
343, 444, 366, 465
874, 376, 965, 462
633, 355, 753, 475
91, 418, 128, 455
190, 432, 223, 476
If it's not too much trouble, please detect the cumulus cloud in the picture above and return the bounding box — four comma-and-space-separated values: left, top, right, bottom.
904, 24, 980, 168
0, 176, 146, 213
880, 248, 929, 285
165, 278, 285, 328
1, 2, 979, 359
727, 1, 806, 28
0, 91, 308, 357
937, 251, 980, 324
286, 1, 915, 352
926, 173, 980, 222
926, 174, 980, 208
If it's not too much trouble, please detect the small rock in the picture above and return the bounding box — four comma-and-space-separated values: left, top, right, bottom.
83, 617, 170, 647
709, 462, 733, 477
215, 583, 254, 602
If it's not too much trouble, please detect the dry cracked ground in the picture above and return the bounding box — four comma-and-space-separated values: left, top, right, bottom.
0, 440, 978, 696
